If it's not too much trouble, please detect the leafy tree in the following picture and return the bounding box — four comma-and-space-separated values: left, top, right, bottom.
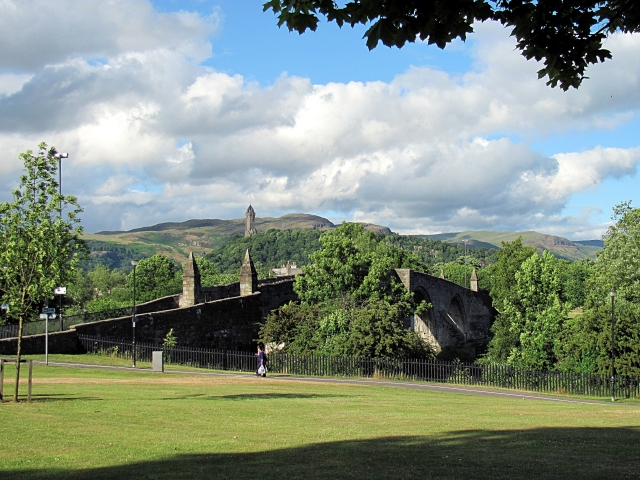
557, 201, 640, 376
88, 265, 127, 297
205, 228, 323, 275
295, 222, 426, 304
260, 302, 325, 355
65, 269, 94, 314
129, 254, 181, 303
434, 257, 482, 288
260, 223, 433, 358
483, 237, 537, 309
195, 257, 238, 287
485, 251, 568, 369
264, 0, 640, 90
557, 258, 593, 309
0, 143, 85, 401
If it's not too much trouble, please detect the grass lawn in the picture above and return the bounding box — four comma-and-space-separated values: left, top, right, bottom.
1, 361, 639, 479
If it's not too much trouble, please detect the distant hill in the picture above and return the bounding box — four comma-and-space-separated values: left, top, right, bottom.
84, 214, 390, 266
83, 213, 602, 270
418, 231, 602, 261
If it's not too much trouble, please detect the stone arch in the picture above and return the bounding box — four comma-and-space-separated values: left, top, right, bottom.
447, 294, 467, 338
412, 288, 436, 346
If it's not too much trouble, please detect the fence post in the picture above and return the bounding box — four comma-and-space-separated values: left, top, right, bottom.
28, 360, 33, 403
0, 359, 4, 401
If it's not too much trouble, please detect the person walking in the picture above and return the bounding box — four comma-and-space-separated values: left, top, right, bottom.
256, 345, 267, 377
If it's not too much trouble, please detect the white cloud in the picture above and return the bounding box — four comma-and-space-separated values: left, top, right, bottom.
0, 5, 638, 239
0, 0, 219, 70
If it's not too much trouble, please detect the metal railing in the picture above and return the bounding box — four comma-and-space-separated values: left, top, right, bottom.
0, 307, 133, 339
77, 335, 640, 399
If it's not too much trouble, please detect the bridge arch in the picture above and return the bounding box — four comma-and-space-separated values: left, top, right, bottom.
447, 294, 467, 339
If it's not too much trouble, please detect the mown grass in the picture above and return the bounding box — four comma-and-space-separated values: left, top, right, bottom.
1, 362, 639, 479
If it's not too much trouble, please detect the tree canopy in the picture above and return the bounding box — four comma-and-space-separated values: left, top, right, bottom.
264, 0, 640, 90
259, 223, 433, 358
0, 143, 85, 401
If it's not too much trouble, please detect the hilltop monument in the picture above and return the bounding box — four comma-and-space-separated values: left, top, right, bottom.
245, 205, 257, 237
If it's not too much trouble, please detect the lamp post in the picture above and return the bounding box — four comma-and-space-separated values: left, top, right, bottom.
463, 240, 468, 287
131, 260, 139, 368
54, 153, 68, 215
610, 290, 616, 402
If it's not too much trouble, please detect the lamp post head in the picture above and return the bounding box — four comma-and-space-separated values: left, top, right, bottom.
610, 290, 616, 298
54, 153, 69, 159
131, 260, 139, 267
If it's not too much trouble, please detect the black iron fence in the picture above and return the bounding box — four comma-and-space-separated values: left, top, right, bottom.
78, 335, 640, 399
0, 307, 133, 339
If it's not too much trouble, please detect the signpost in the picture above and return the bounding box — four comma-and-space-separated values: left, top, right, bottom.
41, 306, 56, 365
54, 287, 66, 332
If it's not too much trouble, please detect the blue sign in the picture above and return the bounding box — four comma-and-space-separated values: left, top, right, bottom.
42, 307, 56, 314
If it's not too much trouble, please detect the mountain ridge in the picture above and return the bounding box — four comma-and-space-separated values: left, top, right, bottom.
84, 214, 602, 266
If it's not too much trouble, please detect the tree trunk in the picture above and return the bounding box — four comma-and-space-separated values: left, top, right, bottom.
14, 314, 23, 402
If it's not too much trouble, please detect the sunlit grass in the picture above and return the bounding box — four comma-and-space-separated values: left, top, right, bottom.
1, 362, 639, 479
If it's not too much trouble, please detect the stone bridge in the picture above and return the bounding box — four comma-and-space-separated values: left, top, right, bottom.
394, 269, 496, 359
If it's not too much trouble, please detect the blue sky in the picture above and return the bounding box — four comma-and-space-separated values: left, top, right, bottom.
0, 0, 638, 240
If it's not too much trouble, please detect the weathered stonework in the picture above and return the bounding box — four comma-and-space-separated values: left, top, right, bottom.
239, 249, 258, 296
470, 268, 478, 292
394, 268, 496, 360
179, 252, 201, 308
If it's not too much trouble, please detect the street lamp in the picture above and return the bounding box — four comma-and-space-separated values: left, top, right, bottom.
54, 152, 68, 215
131, 260, 139, 368
610, 290, 616, 402
463, 240, 468, 287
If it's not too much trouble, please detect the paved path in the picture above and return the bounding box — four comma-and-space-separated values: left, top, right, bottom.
36, 360, 640, 407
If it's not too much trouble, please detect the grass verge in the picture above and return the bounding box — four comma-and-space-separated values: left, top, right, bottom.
1, 362, 639, 479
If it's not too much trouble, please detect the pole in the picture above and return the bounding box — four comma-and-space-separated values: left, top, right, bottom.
58, 155, 62, 214
59, 293, 63, 332
45, 312, 49, 366
610, 290, 616, 402
132, 262, 137, 368
464, 240, 468, 287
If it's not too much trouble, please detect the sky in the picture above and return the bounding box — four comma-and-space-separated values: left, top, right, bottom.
0, 0, 638, 240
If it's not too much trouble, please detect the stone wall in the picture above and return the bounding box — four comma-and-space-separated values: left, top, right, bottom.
0, 276, 298, 356
0, 330, 82, 355
136, 295, 180, 314
74, 293, 264, 351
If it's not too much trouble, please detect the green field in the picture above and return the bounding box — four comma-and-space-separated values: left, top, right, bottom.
1, 361, 639, 479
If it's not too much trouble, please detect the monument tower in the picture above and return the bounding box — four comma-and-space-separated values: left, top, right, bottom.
245, 205, 257, 237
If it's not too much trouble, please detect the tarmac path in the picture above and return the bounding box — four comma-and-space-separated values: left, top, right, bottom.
37, 360, 640, 407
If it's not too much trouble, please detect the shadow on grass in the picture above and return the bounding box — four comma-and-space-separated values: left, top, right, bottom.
10, 427, 640, 480
159, 393, 353, 401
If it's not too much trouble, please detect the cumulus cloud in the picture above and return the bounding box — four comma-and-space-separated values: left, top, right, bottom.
0, 4, 638, 238
0, 0, 219, 70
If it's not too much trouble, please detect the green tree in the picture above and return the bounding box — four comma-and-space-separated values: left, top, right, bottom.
484, 237, 537, 309
557, 258, 593, 309
486, 251, 568, 369
260, 223, 433, 359
88, 265, 127, 297
129, 255, 181, 303
0, 143, 85, 401
66, 269, 94, 314
557, 202, 640, 376
295, 222, 426, 304
264, 0, 640, 90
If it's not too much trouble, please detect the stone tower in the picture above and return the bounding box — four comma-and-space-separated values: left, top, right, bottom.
470, 268, 478, 292
245, 205, 257, 237
180, 251, 201, 307
239, 249, 258, 296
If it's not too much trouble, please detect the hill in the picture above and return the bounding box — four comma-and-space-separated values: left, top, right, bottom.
83, 214, 390, 268
418, 231, 602, 261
